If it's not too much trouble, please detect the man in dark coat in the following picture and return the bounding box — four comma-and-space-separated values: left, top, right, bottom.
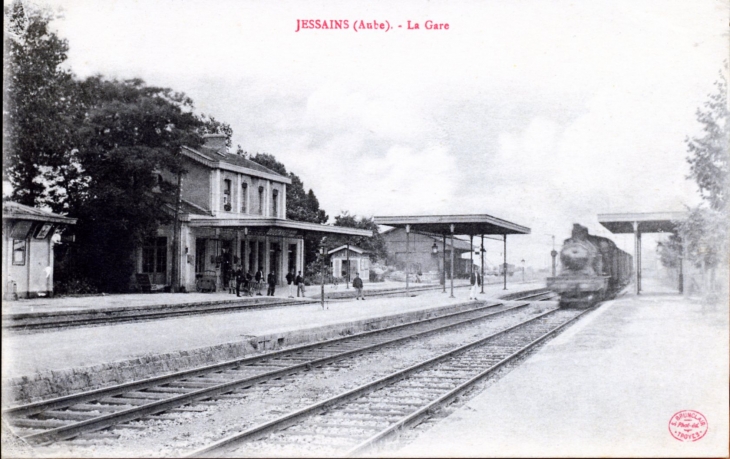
295, 271, 305, 297
353, 272, 364, 300
234, 265, 244, 297
255, 269, 263, 295
267, 271, 276, 296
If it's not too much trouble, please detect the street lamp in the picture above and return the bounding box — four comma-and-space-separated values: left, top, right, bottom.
547, 234, 557, 277
432, 242, 439, 255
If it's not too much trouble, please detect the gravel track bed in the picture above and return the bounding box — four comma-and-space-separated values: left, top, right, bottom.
26, 302, 555, 458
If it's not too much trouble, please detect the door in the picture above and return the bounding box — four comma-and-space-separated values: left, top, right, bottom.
142, 237, 168, 284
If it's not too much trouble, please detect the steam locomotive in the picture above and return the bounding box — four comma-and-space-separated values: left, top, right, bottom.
547, 224, 633, 308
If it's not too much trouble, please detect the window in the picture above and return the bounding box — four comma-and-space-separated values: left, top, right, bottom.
12, 239, 26, 265
223, 179, 232, 209
258, 186, 265, 215
241, 183, 248, 213
142, 237, 167, 274
272, 189, 279, 218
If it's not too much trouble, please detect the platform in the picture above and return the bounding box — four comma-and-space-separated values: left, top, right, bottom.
1, 281, 543, 405
393, 280, 729, 457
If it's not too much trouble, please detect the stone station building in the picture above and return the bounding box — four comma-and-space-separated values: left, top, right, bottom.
140, 134, 370, 292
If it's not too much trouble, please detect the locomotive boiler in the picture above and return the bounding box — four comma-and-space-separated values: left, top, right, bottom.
547, 224, 633, 308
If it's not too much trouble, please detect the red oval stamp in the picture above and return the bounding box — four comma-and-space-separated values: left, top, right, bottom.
668, 410, 708, 442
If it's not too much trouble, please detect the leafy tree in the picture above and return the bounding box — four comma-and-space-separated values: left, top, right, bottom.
3, 1, 76, 208
58, 77, 207, 292
676, 66, 729, 296
248, 153, 329, 268
330, 211, 385, 262
686, 71, 729, 212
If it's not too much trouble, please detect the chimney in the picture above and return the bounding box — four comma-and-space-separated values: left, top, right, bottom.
203, 134, 228, 153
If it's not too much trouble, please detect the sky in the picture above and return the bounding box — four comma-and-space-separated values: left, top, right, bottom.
25, 0, 730, 269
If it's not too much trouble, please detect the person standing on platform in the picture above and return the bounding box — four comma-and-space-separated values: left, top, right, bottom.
255, 268, 263, 296
245, 270, 253, 296
353, 272, 364, 300
267, 271, 276, 296
286, 270, 295, 298
234, 265, 244, 297
295, 271, 305, 297
469, 270, 479, 300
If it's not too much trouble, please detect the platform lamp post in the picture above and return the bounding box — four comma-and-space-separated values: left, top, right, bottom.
480, 239, 486, 294
320, 240, 327, 310
405, 224, 410, 297
547, 234, 557, 277
345, 238, 350, 289
450, 224, 455, 298
431, 241, 439, 289
442, 235, 447, 293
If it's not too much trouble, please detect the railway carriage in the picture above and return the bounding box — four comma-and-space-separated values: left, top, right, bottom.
547, 224, 633, 308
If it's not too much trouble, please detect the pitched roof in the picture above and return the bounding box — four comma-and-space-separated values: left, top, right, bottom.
328, 245, 368, 255
2, 201, 77, 224
181, 145, 292, 184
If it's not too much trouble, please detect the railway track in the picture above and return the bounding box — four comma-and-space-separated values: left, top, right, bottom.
189, 306, 589, 458
3, 290, 555, 446
2, 283, 535, 332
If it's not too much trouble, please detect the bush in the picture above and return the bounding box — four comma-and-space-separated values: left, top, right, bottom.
54, 278, 99, 296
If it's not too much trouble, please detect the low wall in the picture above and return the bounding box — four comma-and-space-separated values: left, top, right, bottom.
3, 299, 493, 406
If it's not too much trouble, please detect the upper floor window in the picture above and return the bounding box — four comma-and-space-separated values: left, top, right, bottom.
223, 179, 232, 210
258, 186, 265, 215
272, 189, 279, 218
241, 183, 248, 213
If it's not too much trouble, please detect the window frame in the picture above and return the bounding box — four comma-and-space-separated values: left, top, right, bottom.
12, 239, 26, 266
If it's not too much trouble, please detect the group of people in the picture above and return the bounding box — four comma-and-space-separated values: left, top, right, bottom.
224, 267, 366, 300
225, 267, 307, 298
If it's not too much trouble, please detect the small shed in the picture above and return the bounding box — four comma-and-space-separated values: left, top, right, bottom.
2, 202, 77, 299
329, 245, 370, 283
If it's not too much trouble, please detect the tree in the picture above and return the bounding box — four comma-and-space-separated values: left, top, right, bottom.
248, 153, 329, 269
3, 1, 76, 208
686, 70, 729, 212
330, 211, 386, 262
58, 77, 207, 292
677, 66, 730, 296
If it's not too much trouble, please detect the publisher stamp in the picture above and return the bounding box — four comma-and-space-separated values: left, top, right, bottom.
668, 410, 708, 442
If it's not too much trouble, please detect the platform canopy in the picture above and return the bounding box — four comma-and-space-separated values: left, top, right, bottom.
187, 216, 372, 238
372, 214, 530, 235
598, 211, 688, 296
597, 212, 687, 234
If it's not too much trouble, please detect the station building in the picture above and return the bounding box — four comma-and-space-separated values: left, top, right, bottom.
142, 134, 369, 292
2, 202, 77, 299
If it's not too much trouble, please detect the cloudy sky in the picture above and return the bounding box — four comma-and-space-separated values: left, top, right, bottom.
34, 0, 728, 268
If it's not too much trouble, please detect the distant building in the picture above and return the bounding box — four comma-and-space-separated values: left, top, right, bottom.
381, 228, 473, 279
143, 134, 368, 292
3, 202, 77, 299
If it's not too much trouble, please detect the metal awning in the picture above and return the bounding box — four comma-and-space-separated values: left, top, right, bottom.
374, 214, 530, 297
373, 214, 530, 235
597, 211, 688, 295
598, 212, 687, 234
